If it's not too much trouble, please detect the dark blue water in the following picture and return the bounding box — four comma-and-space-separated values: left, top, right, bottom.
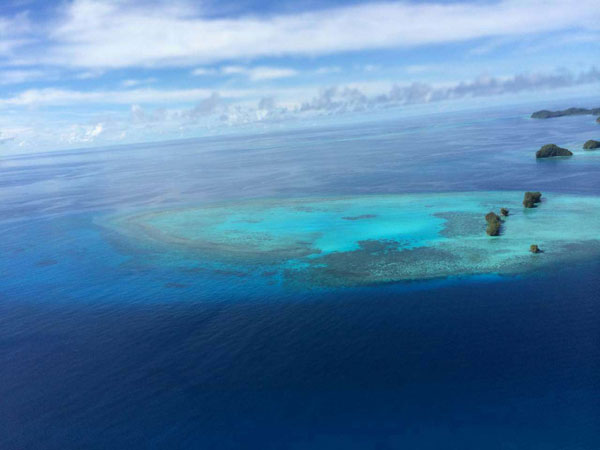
1, 103, 599, 448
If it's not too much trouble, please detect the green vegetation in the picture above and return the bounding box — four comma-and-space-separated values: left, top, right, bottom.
485, 212, 501, 236
583, 140, 600, 150
536, 144, 572, 158
523, 191, 542, 208
530, 244, 540, 254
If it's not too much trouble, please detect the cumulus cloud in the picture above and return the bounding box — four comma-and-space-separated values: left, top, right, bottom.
180, 92, 226, 119
130, 104, 167, 123
11, 0, 597, 69
150, 67, 600, 126
299, 67, 600, 114
60, 122, 104, 143
129, 92, 227, 125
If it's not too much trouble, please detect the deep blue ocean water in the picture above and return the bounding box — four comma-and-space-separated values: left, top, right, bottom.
1, 102, 599, 449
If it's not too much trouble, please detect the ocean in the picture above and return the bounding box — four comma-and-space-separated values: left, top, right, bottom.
1, 102, 599, 449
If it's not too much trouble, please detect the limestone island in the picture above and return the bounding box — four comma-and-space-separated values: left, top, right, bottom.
523, 191, 542, 208
583, 140, 600, 150
98, 192, 600, 287
531, 107, 600, 119
536, 144, 572, 158
485, 212, 501, 236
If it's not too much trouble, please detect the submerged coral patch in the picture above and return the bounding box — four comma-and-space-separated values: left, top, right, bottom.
342, 214, 377, 221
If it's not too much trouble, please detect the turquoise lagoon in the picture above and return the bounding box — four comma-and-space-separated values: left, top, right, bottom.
101, 191, 600, 285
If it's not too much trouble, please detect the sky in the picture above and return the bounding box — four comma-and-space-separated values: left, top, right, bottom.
0, 0, 599, 153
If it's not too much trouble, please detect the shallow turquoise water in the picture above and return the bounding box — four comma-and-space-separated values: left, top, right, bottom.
101, 191, 600, 285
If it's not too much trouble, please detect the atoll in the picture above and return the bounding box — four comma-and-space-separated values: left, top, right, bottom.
98, 192, 600, 286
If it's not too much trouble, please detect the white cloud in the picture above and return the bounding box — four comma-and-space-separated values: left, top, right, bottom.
1, 66, 599, 112
0, 86, 257, 106
21, 0, 599, 69
191, 67, 216, 76
121, 78, 157, 87
61, 122, 104, 143
88, 122, 103, 138
221, 65, 246, 75
0, 69, 49, 85
0, 12, 33, 57
74, 69, 104, 79
220, 65, 297, 80
245, 67, 297, 81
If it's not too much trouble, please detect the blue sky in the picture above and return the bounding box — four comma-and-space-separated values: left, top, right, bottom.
0, 0, 599, 152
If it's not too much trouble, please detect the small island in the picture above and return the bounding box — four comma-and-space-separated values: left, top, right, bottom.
530, 244, 541, 254
485, 212, 501, 236
500, 208, 509, 217
583, 140, 600, 150
536, 144, 572, 158
523, 191, 542, 208
531, 107, 600, 119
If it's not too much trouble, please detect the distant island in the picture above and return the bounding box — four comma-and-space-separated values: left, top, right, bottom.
583, 140, 600, 150
531, 107, 600, 119
536, 144, 572, 158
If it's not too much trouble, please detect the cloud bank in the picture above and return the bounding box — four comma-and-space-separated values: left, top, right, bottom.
3, 66, 598, 151
8, 0, 598, 69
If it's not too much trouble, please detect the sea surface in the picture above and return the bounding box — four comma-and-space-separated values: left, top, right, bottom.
1, 102, 599, 449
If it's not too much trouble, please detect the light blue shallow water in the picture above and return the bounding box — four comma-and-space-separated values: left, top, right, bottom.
1, 102, 599, 449
100, 191, 600, 286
